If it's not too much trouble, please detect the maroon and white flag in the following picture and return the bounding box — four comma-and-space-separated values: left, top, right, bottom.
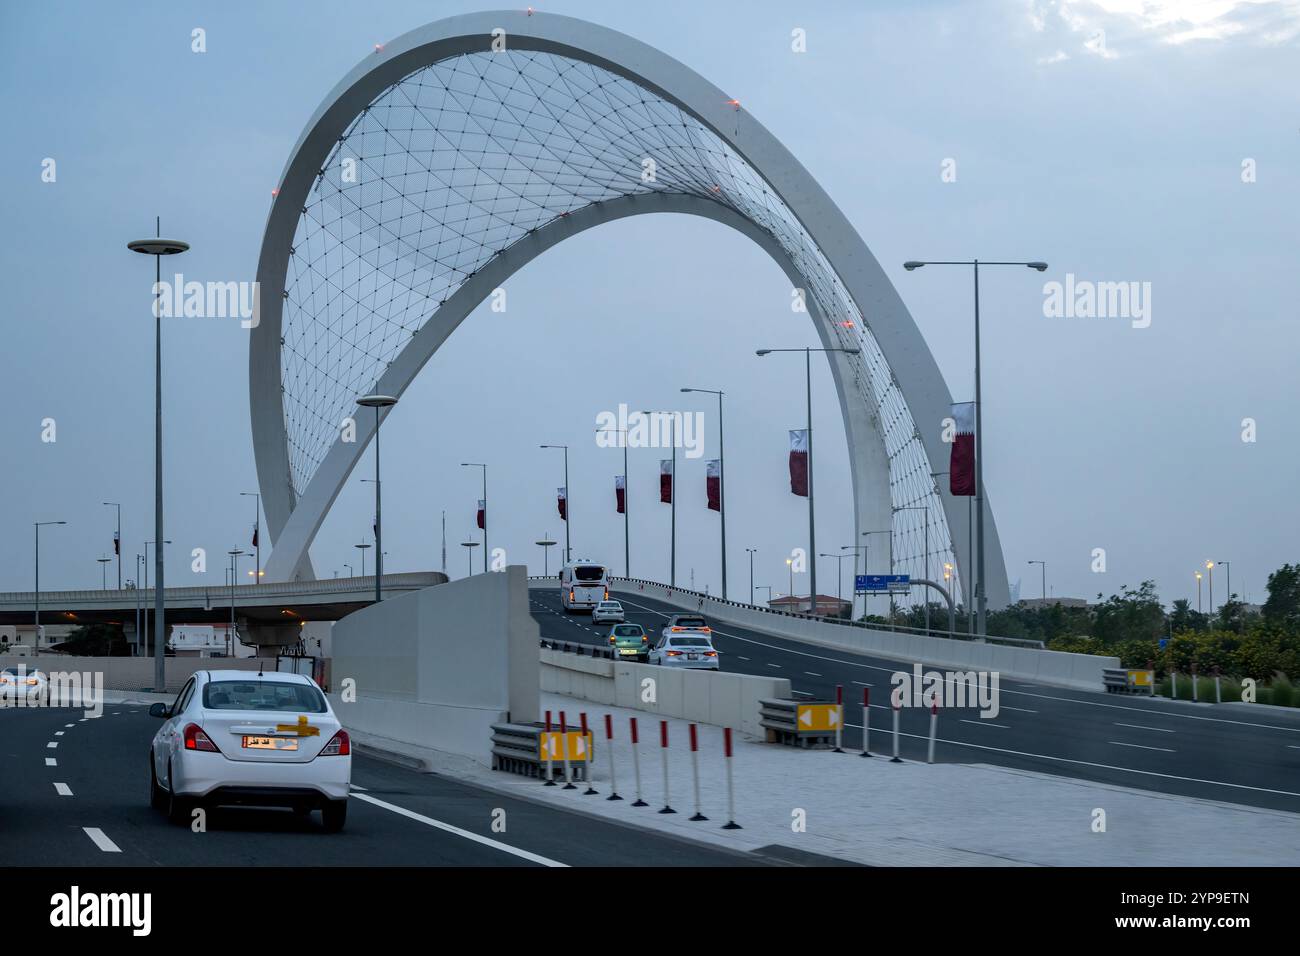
705, 459, 721, 512
113, 530, 120, 556
615, 475, 625, 514
788, 429, 809, 497
659, 459, 673, 504
251, 524, 258, 549
476, 499, 485, 530
557, 487, 567, 521
949, 402, 975, 496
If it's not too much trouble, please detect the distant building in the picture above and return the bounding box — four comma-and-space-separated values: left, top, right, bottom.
169, 624, 256, 658
767, 594, 853, 618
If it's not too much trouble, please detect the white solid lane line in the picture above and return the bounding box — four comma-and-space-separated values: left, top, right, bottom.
350, 792, 567, 867
54, 783, 72, 796
45, 758, 56, 767
1109, 740, 1176, 753
83, 828, 121, 853
1114, 722, 1176, 733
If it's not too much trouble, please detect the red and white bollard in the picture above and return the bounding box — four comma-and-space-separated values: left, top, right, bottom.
688, 723, 708, 821
890, 700, 903, 763
604, 714, 622, 801
629, 717, 647, 807
543, 710, 556, 785
580, 712, 597, 794
658, 720, 675, 814
860, 687, 871, 758
559, 710, 576, 789
927, 697, 939, 764
722, 727, 741, 829
833, 684, 845, 753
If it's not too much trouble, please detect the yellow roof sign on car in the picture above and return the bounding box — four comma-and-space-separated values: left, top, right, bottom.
275, 714, 320, 737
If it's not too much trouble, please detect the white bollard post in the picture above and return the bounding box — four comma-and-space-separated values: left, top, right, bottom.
1215, 674, 1222, 705
658, 720, 675, 814
1191, 664, 1199, 703
890, 702, 902, 763
560, 710, 576, 790
860, 687, 871, 757
688, 723, 707, 821
605, 714, 622, 801
580, 712, 597, 794
543, 710, 556, 786
833, 684, 844, 753
927, 698, 938, 764
629, 717, 647, 807
722, 727, 741, 830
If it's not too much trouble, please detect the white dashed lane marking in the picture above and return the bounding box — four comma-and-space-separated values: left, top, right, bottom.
1114, 722, 1175, 733
1109, 740, 1175, 753
45, 758, 56, 767
83, 828, 121, 853
54, 783, 72, 796
960, 719, 1010, 729
46, 742, 58, 749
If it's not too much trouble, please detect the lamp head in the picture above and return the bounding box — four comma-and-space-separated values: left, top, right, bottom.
903, 261, 924, 271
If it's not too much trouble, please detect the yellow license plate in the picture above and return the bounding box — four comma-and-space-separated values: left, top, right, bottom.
242, 736, 298, 751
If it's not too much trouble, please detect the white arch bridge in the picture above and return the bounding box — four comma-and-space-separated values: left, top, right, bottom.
249, 9, 1010, 611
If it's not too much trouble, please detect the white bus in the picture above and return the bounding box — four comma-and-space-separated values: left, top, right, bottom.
559, 560, 609, 612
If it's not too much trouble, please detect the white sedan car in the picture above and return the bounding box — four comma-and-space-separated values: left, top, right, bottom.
149, 670, 351, 831
0, 666, 50, 706
647, 634, 720, 670
591, 600, 625, 624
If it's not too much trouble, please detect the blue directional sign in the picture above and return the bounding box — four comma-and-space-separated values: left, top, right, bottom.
856, 574, 910, 593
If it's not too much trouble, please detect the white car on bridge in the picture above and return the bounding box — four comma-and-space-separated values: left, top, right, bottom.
148, 670, 350, 831
648, 633, 720, 670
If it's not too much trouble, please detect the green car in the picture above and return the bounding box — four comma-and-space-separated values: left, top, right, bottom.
608, 623, 650, 662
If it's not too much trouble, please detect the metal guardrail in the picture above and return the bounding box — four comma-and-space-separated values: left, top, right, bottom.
758, 698, 840, 749
490, 721, 589, 780
540, 638, 615, 660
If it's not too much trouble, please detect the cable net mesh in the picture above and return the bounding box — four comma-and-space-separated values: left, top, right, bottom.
281, 49, 966, 608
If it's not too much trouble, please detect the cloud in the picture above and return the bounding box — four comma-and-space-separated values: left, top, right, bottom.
1036, 49, 1071, 63
1027, 0, 1300, 57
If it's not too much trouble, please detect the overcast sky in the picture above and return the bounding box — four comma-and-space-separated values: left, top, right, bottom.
2, 0, 1297, 611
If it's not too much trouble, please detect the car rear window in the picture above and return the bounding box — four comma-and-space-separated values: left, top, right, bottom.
574, 566, 605, 581
613, 625, 642, 636
674, 617, 707, 628
599, 602, 620, 609
670, 637, 711, 647
203, 679, 326, 713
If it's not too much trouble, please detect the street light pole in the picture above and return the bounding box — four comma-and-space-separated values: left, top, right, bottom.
462, 540, 479, 576
745, 548, 757, 605
1218, 561, 1231, 606
129, 221, 189, 692
355, 542, 370, 577
34, 520, 66, 655
357, 394, 398, 602
903, 258, 1046, 636
1205, 560, 1215, 616
227, 549, 244, 657
682, 388, 727, 599
1029, 560, 1046, 603
896, 506, 930, 634
240, 492, 261, 580
462, 463, 488, 573
841, 544, 866, 619
540, 445, 571, 564
1195, 571, 1203, 614
536, 537, 557, 576
97, 556, 111, 589
757, 347, 861, 616
102, 501, 122, 589
599, 427, 633, 579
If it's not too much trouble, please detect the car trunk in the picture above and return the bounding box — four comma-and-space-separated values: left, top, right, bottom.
200, 708, 339, 763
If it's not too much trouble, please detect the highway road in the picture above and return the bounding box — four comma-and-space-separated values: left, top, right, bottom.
530, 586, 1300, 813
0, 702, 767, 867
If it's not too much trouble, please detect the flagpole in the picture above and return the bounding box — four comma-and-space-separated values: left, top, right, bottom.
623, 438, 629, 579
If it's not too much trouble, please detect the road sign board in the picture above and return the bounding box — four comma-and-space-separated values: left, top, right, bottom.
538, 731, 590, 762
856, 574, 910, 593
796, 703, 841, 732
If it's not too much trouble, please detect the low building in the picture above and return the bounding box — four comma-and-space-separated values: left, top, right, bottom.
766, 594, 853, 618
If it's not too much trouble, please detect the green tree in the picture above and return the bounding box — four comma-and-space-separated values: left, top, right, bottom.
53, 622, 128, 656
1263, 564, 1300, 630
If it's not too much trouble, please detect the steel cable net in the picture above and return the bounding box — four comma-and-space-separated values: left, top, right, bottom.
281, 49, 964, 609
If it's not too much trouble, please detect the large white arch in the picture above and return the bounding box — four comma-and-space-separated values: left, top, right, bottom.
250, 9, 1011, 611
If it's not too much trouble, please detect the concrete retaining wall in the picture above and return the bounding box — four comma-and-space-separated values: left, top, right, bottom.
528, 578, 1118, 691
327, 566, 539, 764
540, 648, 790, 738
0, 655, 276, 693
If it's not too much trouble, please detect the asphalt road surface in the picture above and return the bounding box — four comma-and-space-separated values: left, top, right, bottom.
531, 586, 1300, 813
0, 702, 768, 867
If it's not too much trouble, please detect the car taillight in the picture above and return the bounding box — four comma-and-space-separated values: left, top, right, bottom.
700, 627, 711, 633
671, 626, 682, 632
666, 650, 682, 657
25, 678, 39, 685
183, 723, 220, 753
320, 730, 350, 756
569, 590, 574, 601
609, 635, 616, 644
641, 636, 648, 643
604, 589, 609, 600
704, 651, 717, 657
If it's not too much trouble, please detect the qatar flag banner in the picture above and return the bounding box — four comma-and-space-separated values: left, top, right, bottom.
476, 499, 485, 530
615, 475, 626, 514
789, 429, 809, 497
557, 487, 567, 521
659, 459, 673, 504
705, 459, 721, 511
949, 402, 976, 496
